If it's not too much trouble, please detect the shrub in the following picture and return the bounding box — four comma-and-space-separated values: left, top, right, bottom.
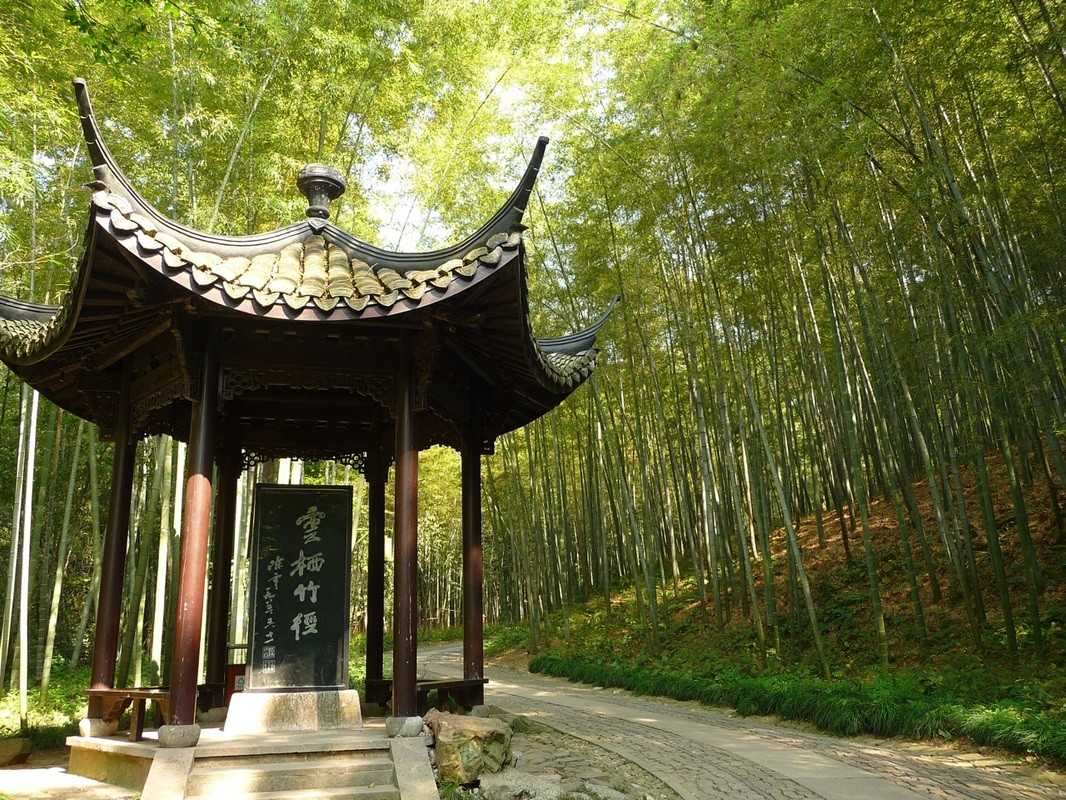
529, 650, 1066, 762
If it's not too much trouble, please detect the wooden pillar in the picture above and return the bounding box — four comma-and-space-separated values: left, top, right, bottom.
392, 338, 418, 718
88, 362, 136, 718
461, 433, 484, 682
365, 433, 386, 685
205, 440, 240, 697
167, 335, 220, 728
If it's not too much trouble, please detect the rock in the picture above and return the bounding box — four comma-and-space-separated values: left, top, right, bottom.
471, 704, 506, 718
0, 737, 31, 766
511, 714, 549, 734
428, 712, 513, 784
472, 704, 518, 728
386, 715, 424, 737
361, 701, 388, 717
479, 770, 564, 800
585, 783, 630, 800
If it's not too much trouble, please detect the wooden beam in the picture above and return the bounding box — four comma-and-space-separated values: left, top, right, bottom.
444, 338, 506, 393
236, 422, 372, 455
130, 360, 186, 410
231, 393, 383, 417
81, 297, 130, 308
84, 314, 173, 372
221, 338, 397, 374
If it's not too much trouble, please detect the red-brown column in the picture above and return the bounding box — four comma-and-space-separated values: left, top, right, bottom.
461, 433, 484, 683
89, 363, 136, 718
167, 336, 220, 728
205, 440, 240, 697
392, 339, 418, 718
365, 436, 386, 685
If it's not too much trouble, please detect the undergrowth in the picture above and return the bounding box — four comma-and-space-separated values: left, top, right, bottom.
0, 662, 90, 749
525, 628, 1066, 763
347, 622, 525, 693
504, 454, 1066, 768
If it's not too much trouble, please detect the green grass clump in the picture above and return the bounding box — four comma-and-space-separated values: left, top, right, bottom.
529, 651, 1066, 762
0, 662, 91, 750
419, 625, 464, 646
485, 621, 531, 656
947, 703, 1066, 757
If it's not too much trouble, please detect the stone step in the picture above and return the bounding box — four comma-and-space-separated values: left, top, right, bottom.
186, 755, 396, 796
195, 748, 392, 767
188, 787, 401, 800
192, 734, 390, 760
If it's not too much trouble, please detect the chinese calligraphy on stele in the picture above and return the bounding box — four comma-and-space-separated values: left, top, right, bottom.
260, 506, 328, 670
250, 486, 351, 689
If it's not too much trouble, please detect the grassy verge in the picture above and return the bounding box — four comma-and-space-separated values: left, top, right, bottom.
527, 643, 1066, 763
0, 663, 90, 749
486, 622, 531, 657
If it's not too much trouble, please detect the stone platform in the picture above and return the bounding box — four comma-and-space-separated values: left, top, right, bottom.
67, 719, 437, 800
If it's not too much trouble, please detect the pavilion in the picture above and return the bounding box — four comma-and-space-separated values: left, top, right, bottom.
0, 79, 611, 746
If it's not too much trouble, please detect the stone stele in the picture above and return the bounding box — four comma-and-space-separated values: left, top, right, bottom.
426, 711, 512, 784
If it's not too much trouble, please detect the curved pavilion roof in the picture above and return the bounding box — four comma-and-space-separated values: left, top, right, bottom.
0, 80, 612, 459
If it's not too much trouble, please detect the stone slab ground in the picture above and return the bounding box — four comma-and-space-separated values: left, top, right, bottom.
422, 643, 1066, 800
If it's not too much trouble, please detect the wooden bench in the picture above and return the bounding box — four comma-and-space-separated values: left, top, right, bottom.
418, 678, 488, 713
363, 678, 393, 707
84, 683, 223, 741
364, 677, 488, 714
196, 682, 225, 712
86, 688, 171, 742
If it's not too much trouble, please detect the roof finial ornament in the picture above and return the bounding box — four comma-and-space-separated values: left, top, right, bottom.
296, 164, 346, 220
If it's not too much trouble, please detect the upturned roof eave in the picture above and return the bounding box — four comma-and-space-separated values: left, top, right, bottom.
536, 295, 620, 355
0, 80, 612, 414
74, 78, 547, 273
0, 221, 98, 366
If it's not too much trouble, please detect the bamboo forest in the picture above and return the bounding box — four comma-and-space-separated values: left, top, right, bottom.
0, 0, 1064, 763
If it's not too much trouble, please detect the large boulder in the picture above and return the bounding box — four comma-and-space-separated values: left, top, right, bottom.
0, 737, 31, 766
425, 711, 512, 784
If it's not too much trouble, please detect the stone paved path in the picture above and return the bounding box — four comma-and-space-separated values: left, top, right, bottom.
420, 644, 1066, 800
5, 647, 1064, 800
1, 749, 137, 800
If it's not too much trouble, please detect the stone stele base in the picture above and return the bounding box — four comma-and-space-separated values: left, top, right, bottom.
223, 689, 362, 735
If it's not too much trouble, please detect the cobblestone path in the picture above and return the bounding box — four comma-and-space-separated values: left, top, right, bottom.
420, 645, 1066, 800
